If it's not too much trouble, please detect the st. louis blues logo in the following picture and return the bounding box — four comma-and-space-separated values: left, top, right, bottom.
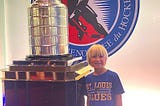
62, 0, 140, 60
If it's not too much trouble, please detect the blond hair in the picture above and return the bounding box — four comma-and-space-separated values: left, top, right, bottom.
86, 44, 108, 62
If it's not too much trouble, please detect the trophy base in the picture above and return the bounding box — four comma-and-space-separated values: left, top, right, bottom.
2, 54, 87, 82
4, 80, 85, 106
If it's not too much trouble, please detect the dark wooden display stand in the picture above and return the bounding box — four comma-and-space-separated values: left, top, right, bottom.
4, 80, 84, 106
2, 55, 86, 106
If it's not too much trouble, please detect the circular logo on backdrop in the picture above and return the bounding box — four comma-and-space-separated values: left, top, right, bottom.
67, 0, 140, 60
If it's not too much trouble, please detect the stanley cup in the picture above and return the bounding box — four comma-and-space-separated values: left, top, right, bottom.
28, 0, 68, 56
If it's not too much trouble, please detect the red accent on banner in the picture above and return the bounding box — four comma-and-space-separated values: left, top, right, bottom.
62, 0, 104, 44
61, 0, 68, 6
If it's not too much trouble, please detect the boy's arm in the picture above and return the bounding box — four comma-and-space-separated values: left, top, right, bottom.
115, 94, 122, 106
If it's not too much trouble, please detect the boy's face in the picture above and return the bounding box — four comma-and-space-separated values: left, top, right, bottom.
89, 55, 107, 69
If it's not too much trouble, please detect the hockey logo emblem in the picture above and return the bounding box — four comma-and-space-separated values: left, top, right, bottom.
62, 0, 140, 60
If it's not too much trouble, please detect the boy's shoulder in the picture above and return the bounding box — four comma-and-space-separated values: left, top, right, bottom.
85, 69, 119, 78
106, 69, 120, 77
107, 69, 118, 75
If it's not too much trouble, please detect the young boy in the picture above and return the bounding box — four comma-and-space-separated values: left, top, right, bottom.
85, 44, 124, 106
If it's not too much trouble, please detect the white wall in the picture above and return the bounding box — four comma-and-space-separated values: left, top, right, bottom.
108, 1, 160, 106
0, 0, 5, 69
0, 0, 160, 106
4, 0, 30, 65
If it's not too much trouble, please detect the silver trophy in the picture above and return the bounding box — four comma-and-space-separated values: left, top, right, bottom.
28, 0, 68, 55
1, 0, 89, 82
1, 1, 90, 105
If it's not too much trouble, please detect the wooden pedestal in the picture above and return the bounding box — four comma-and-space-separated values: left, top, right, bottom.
4, 80, 84, 106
